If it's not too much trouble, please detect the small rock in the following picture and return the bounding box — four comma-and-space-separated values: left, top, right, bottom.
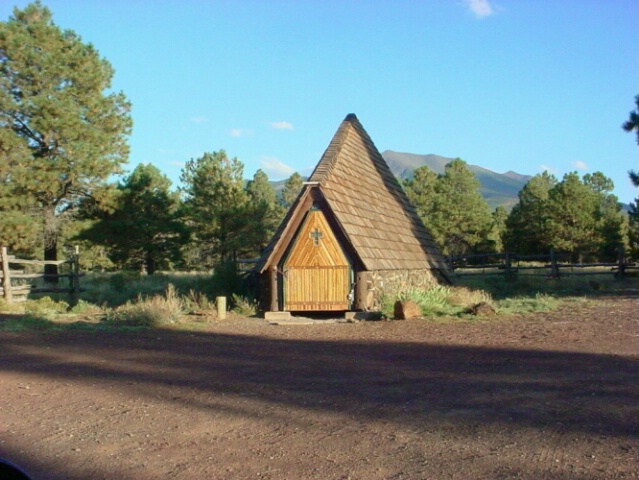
394, 300, 421, 320
469, 301, 496, 316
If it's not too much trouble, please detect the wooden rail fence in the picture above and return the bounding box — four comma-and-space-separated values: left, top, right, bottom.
450, 248, 636, 279
0, 246, 82, 303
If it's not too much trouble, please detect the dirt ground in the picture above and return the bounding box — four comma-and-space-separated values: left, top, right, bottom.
1, 292, 637, 480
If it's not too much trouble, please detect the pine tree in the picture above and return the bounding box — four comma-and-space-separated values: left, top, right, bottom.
430, 159, 493, 256
78, 164, 186, 274
622, 95, 639, 186
546, 173, 595, 259
403, 166, 438, 227
503, 172, 557, 254
245, 169, 285, 255
583, 172, 626, 261
180, 151, 250, 267
281, 172, 304, 208
0, 3, 132, 274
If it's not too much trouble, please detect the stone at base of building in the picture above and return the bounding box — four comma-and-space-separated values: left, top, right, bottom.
263, 311, 292, 321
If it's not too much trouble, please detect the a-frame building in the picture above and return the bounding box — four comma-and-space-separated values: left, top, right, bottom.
256, 114, 450, 313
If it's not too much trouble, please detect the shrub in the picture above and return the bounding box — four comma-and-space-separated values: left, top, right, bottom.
231, 294, 257, 316
496, 292, 559, 314
183, 289, 214, 312
446, 286, 493, 308
69, 300, 104, 315
105, 284, 183, 327
24, 297, 69, 317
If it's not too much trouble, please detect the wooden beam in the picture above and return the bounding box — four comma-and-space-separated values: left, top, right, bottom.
354, 270, 368, 311
269, 266, 279, 312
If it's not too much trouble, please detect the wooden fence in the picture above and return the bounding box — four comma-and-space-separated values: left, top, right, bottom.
449, 248, 636, 279
0, 246, 82, 303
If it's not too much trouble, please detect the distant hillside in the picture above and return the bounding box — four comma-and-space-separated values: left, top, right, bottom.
381, 151, 532, 210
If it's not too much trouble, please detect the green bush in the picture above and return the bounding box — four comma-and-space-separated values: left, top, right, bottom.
24, 297, 69, 317
231, 294, 257, 316
496, 292, 559, 314
105, 284, 183, 327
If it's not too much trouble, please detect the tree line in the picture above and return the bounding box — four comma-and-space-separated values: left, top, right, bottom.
0, 3, 637, 276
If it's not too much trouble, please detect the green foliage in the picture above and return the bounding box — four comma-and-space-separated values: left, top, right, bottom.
503, 171, 557, 254
245, 169, 285, 254
68, 299, 103, 315
397, 285, 453, 315
182, 289, 215, 312
0, 315, 54, 331
0, 2, 132, 267
78, 163, 187, 274
628, 199, 639, 262
211, 258, 252, 297
231, 294, 258, 316
180, 150, 251, 267
496, 292, 559, 314
281, 172, 304, 208
622, 95, 639, 145
105, 284, 183, 327
382, 284, 495, 318
404, 159, 493, 255
504, 171, 625, 261
24, 297, 69, 317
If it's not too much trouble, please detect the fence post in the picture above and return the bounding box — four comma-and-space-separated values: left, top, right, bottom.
550, 248, 560, 279
1, 246, 12, 303
71, 245, 81, 297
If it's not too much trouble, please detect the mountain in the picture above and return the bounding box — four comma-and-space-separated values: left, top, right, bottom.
381, 151, 531, 210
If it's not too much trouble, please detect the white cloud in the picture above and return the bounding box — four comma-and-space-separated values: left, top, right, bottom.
261, 156, 296, 178
190, 116, 209, 124
229, 128, 254, 138
464, 0, 494, 19
540, 165, 557, 174
572, 160, 588, 170
269, 121, 294, 130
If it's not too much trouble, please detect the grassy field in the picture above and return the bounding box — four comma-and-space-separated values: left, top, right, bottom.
1, 269, 636, 331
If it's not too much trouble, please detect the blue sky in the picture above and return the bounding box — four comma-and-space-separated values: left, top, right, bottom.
2, 0, 637, 203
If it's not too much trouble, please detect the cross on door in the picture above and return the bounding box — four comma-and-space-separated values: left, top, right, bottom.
310, 227, 323, 246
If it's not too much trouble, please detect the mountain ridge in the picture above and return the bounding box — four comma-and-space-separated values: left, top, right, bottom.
381, 150, 531, 210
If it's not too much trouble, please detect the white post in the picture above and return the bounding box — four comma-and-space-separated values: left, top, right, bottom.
216, 296, 227, 320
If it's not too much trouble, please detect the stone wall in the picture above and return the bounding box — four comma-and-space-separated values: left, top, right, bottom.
364, 269, 444, 311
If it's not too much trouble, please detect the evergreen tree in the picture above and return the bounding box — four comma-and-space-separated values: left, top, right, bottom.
503, 172, 557, 254
403, 166, 438, 226
488, 206, 508, 252
628, 199, 639, 261
180, 150, 250, 267
429, 159, 493, 256
245, 169, 285, 255
622, 95, 639, 186
583, 172, 626, 261
281, 172, 304, 208
0, 3, 132, 274
78, 164, 186, 274
546, 172, 597, 259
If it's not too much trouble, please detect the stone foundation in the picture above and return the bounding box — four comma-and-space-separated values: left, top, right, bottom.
364, 269, 443, 311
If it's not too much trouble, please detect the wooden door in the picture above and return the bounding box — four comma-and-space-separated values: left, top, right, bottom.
283, 209, 351, 311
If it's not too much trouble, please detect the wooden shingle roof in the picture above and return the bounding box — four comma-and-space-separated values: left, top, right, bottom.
257, 114, 450, 276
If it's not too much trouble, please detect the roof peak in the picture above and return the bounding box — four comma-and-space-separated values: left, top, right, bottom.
344, 113, 358, 122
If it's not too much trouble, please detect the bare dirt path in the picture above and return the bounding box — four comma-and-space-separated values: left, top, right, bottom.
1, 295, 637, 479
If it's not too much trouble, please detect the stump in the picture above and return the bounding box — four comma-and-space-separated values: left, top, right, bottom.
469, 301, 496, 316
393, 300, 421, 320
